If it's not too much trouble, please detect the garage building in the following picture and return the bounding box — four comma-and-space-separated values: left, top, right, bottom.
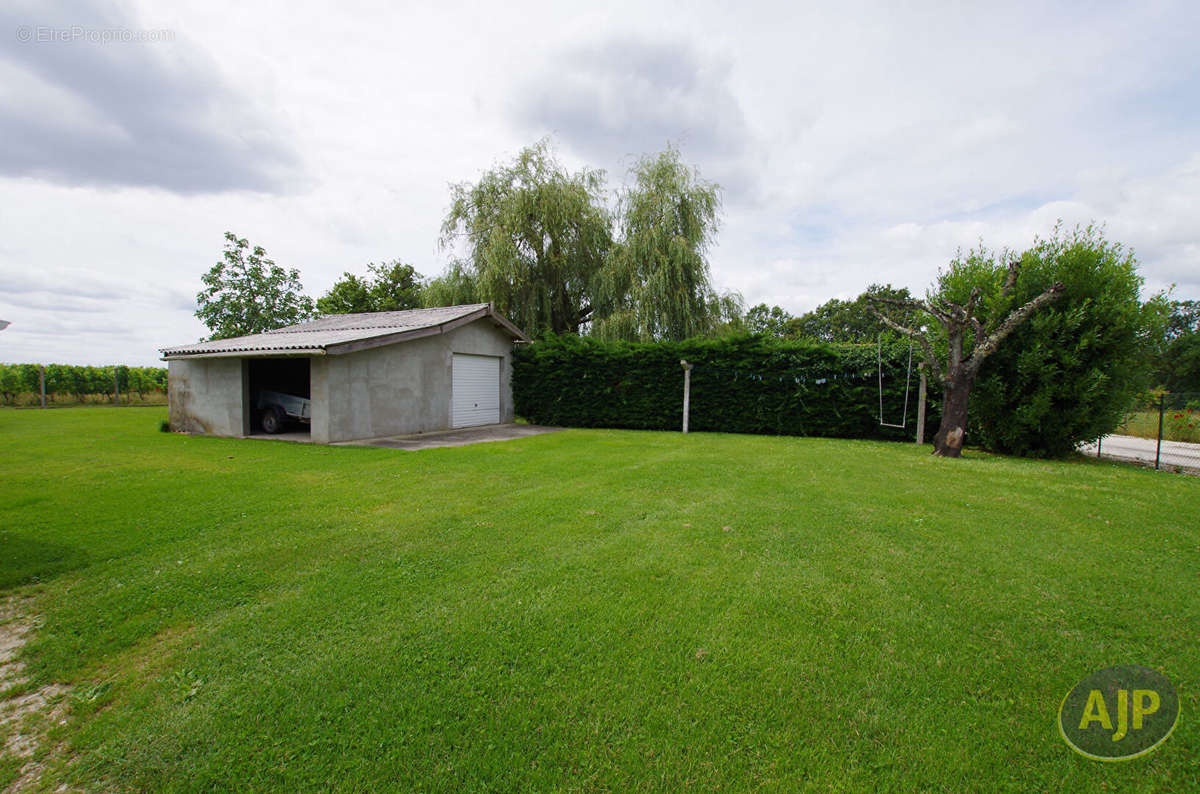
160, 303, 529, 443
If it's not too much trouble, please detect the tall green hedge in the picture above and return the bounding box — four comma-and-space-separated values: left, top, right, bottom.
513, 334, 933, 440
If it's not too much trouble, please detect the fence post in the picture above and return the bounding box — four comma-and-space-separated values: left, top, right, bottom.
915, 364, 927, 445
1155, 395, 1165, 470
1096, 438, 1102, 458
680, 360, 693, 434
39, 365, 46, 409
113, 366, 120, 406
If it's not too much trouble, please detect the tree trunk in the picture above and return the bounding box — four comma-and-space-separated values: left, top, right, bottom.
868, 274, 1064, 460
932, 372, 974, 457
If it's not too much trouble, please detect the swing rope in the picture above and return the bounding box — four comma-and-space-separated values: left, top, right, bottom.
878, 334, 914, 428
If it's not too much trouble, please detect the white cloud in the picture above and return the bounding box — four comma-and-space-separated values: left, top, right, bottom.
0, 0, 1197, 366
0, 0, 302, 193
511, 35, 764, 199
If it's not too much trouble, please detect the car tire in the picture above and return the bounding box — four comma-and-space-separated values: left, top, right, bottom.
261, 406, 286, 434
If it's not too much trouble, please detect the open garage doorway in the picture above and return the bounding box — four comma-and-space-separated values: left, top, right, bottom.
246, 357, 311, 437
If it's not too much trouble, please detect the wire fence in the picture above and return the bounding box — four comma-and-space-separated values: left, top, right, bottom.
1079, 392, 1200, 472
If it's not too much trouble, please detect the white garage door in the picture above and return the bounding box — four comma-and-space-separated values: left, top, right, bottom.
452, 354, 501, 428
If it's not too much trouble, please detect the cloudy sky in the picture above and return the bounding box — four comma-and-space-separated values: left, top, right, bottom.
1, 0, 1197, 366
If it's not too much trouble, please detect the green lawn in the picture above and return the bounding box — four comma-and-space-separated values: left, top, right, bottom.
1, 408, 1197, 792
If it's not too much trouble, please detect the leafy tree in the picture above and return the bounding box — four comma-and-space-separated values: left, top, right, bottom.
873, 224, 1156, 458
956, 226, 1164, 457
744, 304, 793, 338
1153, 299, 1200, 391
0, 364, 23, 404
316, 273, 371, 315
43, 364, 72, 401
196, 232, 315, 340
114, 365, 131, 401
439, 139, 612, 336
0, 363, 42, 403
128, 368, 151, 399
17, 364, 40, 396
317, 261, 425, 315
870, 247, 1065, 457
422, 261, 480, 309
706, 290, 749, 337
75, 366, 99, 401
435, 140, 739, 340
1165, 299, 1200, 336
592, 147, 723, 341
789, 285, 913, 343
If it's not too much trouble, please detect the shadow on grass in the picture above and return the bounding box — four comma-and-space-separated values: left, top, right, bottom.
0, 532, 89, 590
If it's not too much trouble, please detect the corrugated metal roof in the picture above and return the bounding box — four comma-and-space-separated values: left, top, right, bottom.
265, 304, 490, 334
160, 303, 528, 359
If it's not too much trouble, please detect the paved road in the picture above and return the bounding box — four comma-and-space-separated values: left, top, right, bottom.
1079, 434, 1200, 470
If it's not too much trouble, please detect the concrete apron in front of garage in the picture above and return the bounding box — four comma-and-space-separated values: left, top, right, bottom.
247, 430, 312, 443
334, 423, 562, 451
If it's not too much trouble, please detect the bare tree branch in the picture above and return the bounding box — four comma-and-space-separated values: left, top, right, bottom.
868, 307, 944, 383
867, 295, 925, 311
968, 282, 1065, 373
1000, 259, 1020, 298
923, 298, 956, 324
867, 294, 952, 326
965, 286, 981, 319
971, 316, 986, 348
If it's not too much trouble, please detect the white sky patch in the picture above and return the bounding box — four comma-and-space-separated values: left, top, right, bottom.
0, 0, 1197, 365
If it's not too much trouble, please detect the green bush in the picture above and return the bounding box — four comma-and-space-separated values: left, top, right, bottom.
513, 334, 931, 440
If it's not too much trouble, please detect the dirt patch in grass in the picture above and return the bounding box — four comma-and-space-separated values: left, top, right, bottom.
1, 596, 70, 793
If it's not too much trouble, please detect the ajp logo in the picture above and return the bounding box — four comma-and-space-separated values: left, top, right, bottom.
1058, 665, 1180, 761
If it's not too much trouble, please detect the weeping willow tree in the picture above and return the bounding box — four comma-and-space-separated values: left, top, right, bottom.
438, 139, 612, 337
591, 147, 724, 341
434, 140, 730, 340
421, 260, 479, 309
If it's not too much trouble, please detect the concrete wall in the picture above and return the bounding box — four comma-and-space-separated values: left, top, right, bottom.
310, 317, 515, 443
167, 358, 247, 437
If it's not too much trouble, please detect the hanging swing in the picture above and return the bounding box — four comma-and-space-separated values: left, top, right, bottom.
878, 333, 914, 428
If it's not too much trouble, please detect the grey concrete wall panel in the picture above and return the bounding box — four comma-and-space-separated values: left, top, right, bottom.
167, 358, 246, 437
